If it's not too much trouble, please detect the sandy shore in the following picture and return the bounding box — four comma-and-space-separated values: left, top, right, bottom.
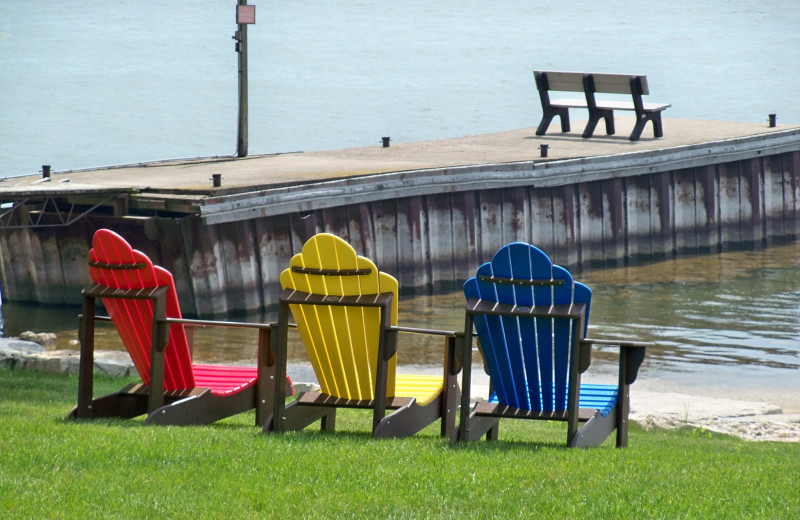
2, 339, 798, 443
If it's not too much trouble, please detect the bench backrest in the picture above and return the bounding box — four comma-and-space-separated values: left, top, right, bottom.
535, 71, 650, 95
590, 73, 649, 95
536, 71, 584, 93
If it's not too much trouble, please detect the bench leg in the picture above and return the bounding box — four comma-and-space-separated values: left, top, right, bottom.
630, 115, 648, 141
603, 112, 615, 135
536, 107, 570, 136
582, 113, 602, 138
583, 108, 614, 138
535, 114, 554, 136
557, 107, 571, 133
582, 115, 598, 138
652, 113, 664, 138
630, 112, 665, 141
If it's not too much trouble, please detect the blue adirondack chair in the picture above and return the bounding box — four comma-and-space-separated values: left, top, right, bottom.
456, 242, 651, 447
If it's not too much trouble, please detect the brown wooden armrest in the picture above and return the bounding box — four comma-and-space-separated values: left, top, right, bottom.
581, 338, 651, 385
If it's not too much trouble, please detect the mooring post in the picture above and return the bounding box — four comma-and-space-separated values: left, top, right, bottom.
42, 165, 51, 179
540, 144, 549, 158
768, 114, 777, 128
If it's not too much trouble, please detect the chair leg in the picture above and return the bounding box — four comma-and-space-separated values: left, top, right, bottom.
441, 337, 461, 439
457, 413, 501, 443
439, 381, 460, 438
145, 388, 255, 426
320, 408, 337, 431
264, 398, 336, 433
373, 397, 442, 438
616, 383, 632, 447
570, 408, 617, 447
66, 389, 149, 420
485, 420, 500, 441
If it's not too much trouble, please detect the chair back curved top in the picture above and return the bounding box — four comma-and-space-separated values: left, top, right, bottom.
88, 229, 195, 390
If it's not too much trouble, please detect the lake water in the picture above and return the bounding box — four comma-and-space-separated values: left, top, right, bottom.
2, 0, 799, 177
2, 1, 800, 409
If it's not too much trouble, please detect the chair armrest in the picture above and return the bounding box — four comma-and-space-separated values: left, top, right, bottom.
389, 325, 464, 376
166, 317, 276, 365
583, 338, 654, 348
581, 338, 653, 385
167, 316, 273, 331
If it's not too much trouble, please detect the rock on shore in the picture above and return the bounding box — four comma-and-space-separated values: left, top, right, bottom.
0, 337, 135, 378
630, 391, 800, 443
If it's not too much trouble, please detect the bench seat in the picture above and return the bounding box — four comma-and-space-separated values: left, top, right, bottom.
551, 98, 671, 112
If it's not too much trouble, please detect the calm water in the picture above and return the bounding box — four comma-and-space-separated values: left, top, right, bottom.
2, 0, 799, 177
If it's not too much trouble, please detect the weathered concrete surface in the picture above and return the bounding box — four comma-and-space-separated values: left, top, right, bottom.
1, 119, 793, 193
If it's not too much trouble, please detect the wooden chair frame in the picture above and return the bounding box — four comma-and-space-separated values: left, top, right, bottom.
456, 294, 648, 447
265, 282, 462, 439
454, 243, 652, 448
69, 282, 282, 426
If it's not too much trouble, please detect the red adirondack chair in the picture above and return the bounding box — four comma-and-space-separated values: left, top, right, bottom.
67, 229, 292, 425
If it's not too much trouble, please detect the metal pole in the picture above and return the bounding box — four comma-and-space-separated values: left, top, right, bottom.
236, 1, 249, 157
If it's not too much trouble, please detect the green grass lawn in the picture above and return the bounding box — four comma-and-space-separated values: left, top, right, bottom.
1, 369, 798, 519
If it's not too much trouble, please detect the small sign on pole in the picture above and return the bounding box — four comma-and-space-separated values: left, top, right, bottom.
237, 5, 256, 24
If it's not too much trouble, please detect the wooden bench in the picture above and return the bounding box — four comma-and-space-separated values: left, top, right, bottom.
533, 71, 671, 141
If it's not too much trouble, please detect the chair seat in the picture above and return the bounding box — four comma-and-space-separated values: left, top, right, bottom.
489, 383, 618, 417
394, 374, 444, 407
192, 364, 258, 396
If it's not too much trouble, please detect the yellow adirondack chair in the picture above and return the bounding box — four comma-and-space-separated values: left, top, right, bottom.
264, 233, 461, 438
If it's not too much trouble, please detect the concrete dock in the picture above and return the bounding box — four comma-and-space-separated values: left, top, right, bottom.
1, 118, 794, 195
